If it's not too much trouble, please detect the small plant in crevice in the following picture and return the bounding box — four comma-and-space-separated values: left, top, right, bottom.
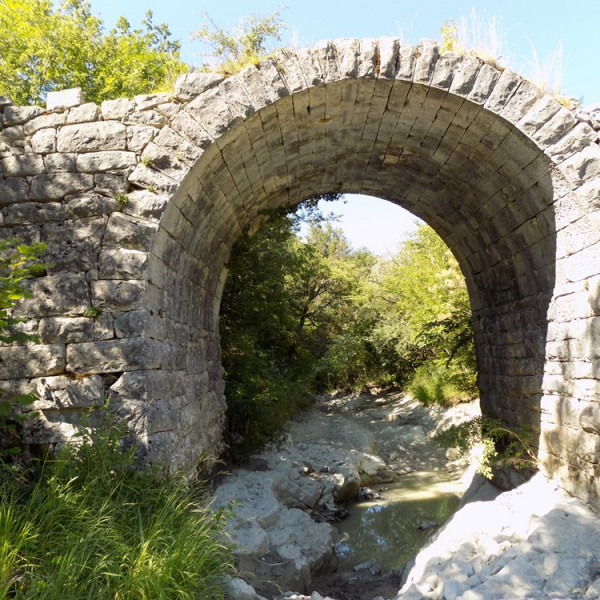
83, 305, 103, 320
141, 155, 154, 167
115, 192, 129, 209
434, 416, 538, 479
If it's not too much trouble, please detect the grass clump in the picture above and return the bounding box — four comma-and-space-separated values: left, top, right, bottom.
407, 359, 475, 407
0, 417, 233, 599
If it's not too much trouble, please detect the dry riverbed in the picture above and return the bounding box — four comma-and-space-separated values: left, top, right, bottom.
216, 391, 600, 600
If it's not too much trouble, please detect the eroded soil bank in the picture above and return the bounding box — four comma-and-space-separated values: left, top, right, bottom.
217, 392, 600, 600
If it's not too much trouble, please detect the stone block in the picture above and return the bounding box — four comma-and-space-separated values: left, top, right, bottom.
134, 92, 172, 110
67, 102, 100, 123
0, 177, 29, 205
1, 154, 45, 177
126, 124, 156, 152
75, 151, 137, 172
0, 343, 65, 379
30, 172, 94, 200
23, 112, 66, 136
42, 216, 105, 271
66, 338, 163, 373
30, 128, 56, 153
174, 71, 225, 102
91, 280, 146, 310
57, 121, 127, 153
121, 189, 169, 221
3, 105, 44, 126
65, 193, 118, 218
5, 202, 65, 225
103, 212, 158, 251
128, 163, 177, 194
14, 273, 90, 318
187, 87, 236, 138
99, 248, 149, 279
93, 173, 128, 196
38, 316, 94, 343
44, 152, 76, 172
100, 98, 134, 120
29, 374, 104, 410
46, 88, 84, 110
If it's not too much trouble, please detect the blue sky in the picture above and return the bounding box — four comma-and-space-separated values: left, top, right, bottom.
91, 0, 600, 254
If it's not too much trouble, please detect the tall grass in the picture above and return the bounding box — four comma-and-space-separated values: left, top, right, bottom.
0, 421, 233, 599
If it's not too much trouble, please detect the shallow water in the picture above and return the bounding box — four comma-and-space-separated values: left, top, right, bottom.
334, 470, 464, 572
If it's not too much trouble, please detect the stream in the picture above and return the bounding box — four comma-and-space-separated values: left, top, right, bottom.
334, 471, 463, 573
215, 390, 481, 600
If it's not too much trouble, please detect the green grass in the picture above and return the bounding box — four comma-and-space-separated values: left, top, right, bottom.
0, 421, 233, 599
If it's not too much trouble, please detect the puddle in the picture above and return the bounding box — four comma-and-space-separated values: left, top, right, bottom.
334, 470, 465, 572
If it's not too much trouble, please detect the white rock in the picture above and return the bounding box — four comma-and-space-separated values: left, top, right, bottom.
225, 577, 268, 600
47, 88, 84, 109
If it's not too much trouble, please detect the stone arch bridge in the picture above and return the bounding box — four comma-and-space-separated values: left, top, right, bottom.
1, 39, 599, 505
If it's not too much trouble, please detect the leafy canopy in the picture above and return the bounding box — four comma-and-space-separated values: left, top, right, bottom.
0, 0, 187, 105
193, 8, 286, 75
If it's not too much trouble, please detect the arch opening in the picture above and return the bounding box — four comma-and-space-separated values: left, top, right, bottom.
145, 77, 556, 475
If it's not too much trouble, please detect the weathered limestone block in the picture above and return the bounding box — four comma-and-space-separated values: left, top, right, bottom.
23, 112, 66, 136
30, 128, 56, 153
126, 124, 157, 152
42, 216, 105, 271
3, 105, 44, 126
66, 338, 163, 373
4, 200, 58, 226
99, 248, 149, 279
93, 313, 114, 341
174, 71, 225, 102
0, 178, 29, 205
101, 98, 134, 120
1, 154, 45, 177
38, 316, 94, 343
30, 172, 94, 200
44, 152, 76, 172
56, 121, 127, 153
64, 193, 118, 218
104, 212, 158, 251
91, 280, 146, 310
134, 92, 172, 111
93, 173, 128, 196
28, 374, 104, 410
114, 309, 154, 339
67, 102, 101, 123
14, 273, 90, 318
110, 369, 186, 401
0, 344, 65, 379
46, 88, 84, 110
75, 151, 137, 172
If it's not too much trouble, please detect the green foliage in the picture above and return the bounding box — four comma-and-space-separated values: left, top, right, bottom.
0, 239, 47, 459
434, 416, 537, 479
0, 0, 187, 105
0, 413, 233, 599
83, 306, 103, 319
193, 8, 286, 75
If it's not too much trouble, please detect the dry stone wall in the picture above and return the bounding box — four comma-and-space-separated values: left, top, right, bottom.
1, 38, 600, 505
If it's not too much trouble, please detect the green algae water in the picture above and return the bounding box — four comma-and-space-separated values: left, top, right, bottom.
334, 470, 464, 572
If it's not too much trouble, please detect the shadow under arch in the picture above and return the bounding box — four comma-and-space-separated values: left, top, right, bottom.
143, 75, 556, 474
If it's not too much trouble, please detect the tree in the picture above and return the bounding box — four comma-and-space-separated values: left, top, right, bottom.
0, 0, 187, 105
0, 239, 47, 459
192, 8, 286, 75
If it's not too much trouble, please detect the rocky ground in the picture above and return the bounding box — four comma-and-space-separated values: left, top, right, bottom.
215, 391, 600, 600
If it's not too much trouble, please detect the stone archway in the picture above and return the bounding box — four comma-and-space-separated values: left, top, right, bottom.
1, 38, 599, 505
